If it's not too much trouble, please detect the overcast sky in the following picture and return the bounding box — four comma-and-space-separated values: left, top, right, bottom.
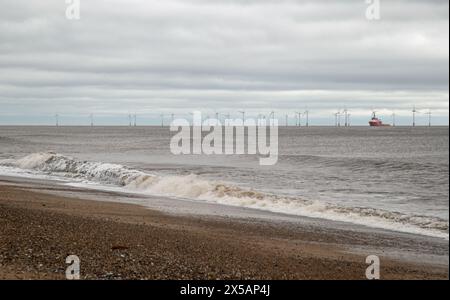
0, 0, 448, 125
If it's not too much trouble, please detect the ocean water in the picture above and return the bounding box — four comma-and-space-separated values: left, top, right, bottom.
0, 126, 448, 238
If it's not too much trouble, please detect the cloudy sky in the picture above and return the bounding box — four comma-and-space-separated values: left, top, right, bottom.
0, 0, 448, 125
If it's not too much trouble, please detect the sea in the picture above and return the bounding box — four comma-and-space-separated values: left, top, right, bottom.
0, 126, 448, 239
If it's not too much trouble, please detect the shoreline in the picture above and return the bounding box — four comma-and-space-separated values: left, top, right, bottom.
1, 163, 448, 241
0, 178, 448, 280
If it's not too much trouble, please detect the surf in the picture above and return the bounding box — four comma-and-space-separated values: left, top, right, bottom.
0, 152, 448, 239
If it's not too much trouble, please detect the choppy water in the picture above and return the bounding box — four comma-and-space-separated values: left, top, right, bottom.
0, 126, 448, 238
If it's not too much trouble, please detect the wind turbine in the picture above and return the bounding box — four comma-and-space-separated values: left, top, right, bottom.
269, 111, 276, 127
412, 106, 418, 127
425, 109, 432, 127
90, 114, 94, 127
295, 112, 302, 127
304, 109, 309, 127
285, 114, 289, 127
134, 114, 137, 127
215, 111, 220, 126
392, 112, 396, 127
128, 114, 132, 127
260, 114, 267, 126
334, 111, 341, 127
171, 113, 175, 124
343, 108, 349, 127
55, 114, 59, 127
160, 114, 164, 127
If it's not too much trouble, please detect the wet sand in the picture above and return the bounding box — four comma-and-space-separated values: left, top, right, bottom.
0, 180, 448, 280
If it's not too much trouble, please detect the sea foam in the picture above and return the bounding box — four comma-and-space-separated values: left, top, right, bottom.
1, 152, 448, 239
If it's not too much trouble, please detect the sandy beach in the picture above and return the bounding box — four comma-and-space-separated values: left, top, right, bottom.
0, 177, 448, 280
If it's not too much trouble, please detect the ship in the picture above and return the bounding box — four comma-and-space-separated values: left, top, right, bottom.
369, 112, 390, 127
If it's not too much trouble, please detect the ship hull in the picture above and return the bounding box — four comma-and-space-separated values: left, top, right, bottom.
369, 122, 391, 127
369, 120, 381, 126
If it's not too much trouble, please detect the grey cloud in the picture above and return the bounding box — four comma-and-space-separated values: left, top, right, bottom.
0, 0, 448, 124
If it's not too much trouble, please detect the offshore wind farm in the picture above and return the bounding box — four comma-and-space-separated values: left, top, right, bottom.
31, 107, 442, 127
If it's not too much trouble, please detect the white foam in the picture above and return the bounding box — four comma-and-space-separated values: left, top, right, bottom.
1, 152, 448, 239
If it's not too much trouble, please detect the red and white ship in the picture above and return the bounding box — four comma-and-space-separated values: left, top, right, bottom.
369, 112, 390, 127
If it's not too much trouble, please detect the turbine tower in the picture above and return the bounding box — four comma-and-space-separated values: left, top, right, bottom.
334, 111, 341, 127
128, 114, 132, 127
412, 106, 418, 127
90, 114, 94, 127
269, 111, 276, 127
160, 114, 164, 127
55, 114, 59, 127
215, 111, 220, 126
269, 111, 275, 119
134, 114, 137, 127
304, 110, 309, 127
425, 109, 432, 127
238, 110, 245, 124
343, 108, 349, 127
392, 112, 396, 127
295, 112, 302, 127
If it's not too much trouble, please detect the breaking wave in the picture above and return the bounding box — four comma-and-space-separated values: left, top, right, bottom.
0, 152, 448, 239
